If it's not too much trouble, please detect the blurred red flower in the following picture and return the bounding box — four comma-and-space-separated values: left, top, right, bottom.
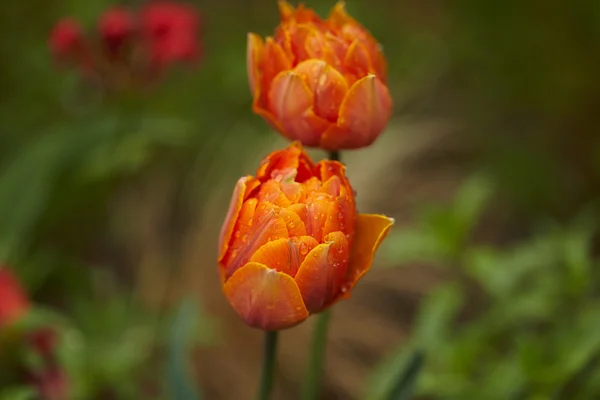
0, 267, 29, 328
49, 1, 202, 91
141, 1, 202, 67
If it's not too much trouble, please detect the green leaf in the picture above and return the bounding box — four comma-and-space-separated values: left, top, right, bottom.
386, 350, 426, 400
0, 387, 36, 400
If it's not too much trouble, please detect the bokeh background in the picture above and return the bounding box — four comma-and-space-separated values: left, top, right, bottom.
1, 0, 600, 399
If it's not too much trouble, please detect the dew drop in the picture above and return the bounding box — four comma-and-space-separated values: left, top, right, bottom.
345, 234, 351, 239
234, 231, 241, 238
341, 286, 348, 293
299, 243, 309, 255
289, 222, 296, 228
337, 212, 344, 219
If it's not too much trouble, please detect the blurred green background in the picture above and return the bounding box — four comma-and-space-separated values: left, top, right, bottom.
0, 0, 599, 399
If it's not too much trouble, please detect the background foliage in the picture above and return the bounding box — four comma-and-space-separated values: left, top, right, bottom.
0, 0, 598, 399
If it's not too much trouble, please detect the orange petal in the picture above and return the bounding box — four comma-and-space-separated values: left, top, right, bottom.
343, 40, 372, 78
268, 71, 330, 147
327, 1, 355, 27
256, 142, 315, 182
278, 0, 296, 21
262, 37, 292, 88
322, 196, 354, 239
224, 202, 288, 279
321, 176, 341, 197
224, 262, 309, 330
257, 180, 292, 208
305, 198, 337, 242
218, 176, 259, 262
295, 231, 349, 312
288, 203, 307, 224
345, 214, 394, 290
332, 75, 392, 149
294, 60, 348, 122
247, 33, 264, 95
250, 236, 319, 277
278, 206, 307, 237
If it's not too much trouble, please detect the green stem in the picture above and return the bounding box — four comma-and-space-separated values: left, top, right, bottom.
329, 150, 341, 162
257, 330, 279, 400
301, 310, 331, 400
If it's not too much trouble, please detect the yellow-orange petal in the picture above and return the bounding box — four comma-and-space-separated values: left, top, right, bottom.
247, 33, 264, 95
268, 71, 330, 146
224, 262, 309, 330
250, 236, 319, 277
345, 213, 394, 290
278, 0, 296, 21
327, 1, 355, 27
295, 231, 349, 313
218, 176, 259, 262
326, 74, 392, 149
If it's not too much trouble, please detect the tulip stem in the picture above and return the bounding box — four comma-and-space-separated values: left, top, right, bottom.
302, 310, 331, 400
258, 330, 279, 400
329, 150, 341, 162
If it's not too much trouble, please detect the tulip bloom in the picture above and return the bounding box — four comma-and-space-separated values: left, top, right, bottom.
218, 143, 394, 330
247, 1, 392, 150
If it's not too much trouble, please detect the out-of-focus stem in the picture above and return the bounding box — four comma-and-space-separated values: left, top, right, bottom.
301, 309, 331, 400
258, 330, 279, 400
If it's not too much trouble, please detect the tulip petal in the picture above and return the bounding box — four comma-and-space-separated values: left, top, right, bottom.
344, 213, 394, 291
343, 40, 372, 79
247, 33, 263, 95
278, 0, 296, 20
322, 75, 392, 149
218, 176, 260, 262
295, 231, 349, 312
268, 71, 330, 146
250, 236, 319, 276
224, 262, 309, 330
257, 180, 292, 207
256, 142, 315, 182
305, 198, 336, 242
278, 206, 307, 237
224, 202, 288, 279
293, 59, 348, 122
252, 37, 292, 137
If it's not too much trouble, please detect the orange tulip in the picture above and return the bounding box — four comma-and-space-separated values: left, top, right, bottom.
247, 1, 392, 150
218, 143, 394, 330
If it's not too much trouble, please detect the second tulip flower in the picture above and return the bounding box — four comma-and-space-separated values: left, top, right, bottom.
218, 143, 394, 330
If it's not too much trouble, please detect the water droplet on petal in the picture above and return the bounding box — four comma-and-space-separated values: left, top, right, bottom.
299, 243, 309, 255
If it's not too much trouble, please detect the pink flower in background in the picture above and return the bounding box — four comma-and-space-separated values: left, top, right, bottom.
141, 1, 203, 67
48, 1, 203, 91
98, 7, 136, 57
0, 267, 29, 328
